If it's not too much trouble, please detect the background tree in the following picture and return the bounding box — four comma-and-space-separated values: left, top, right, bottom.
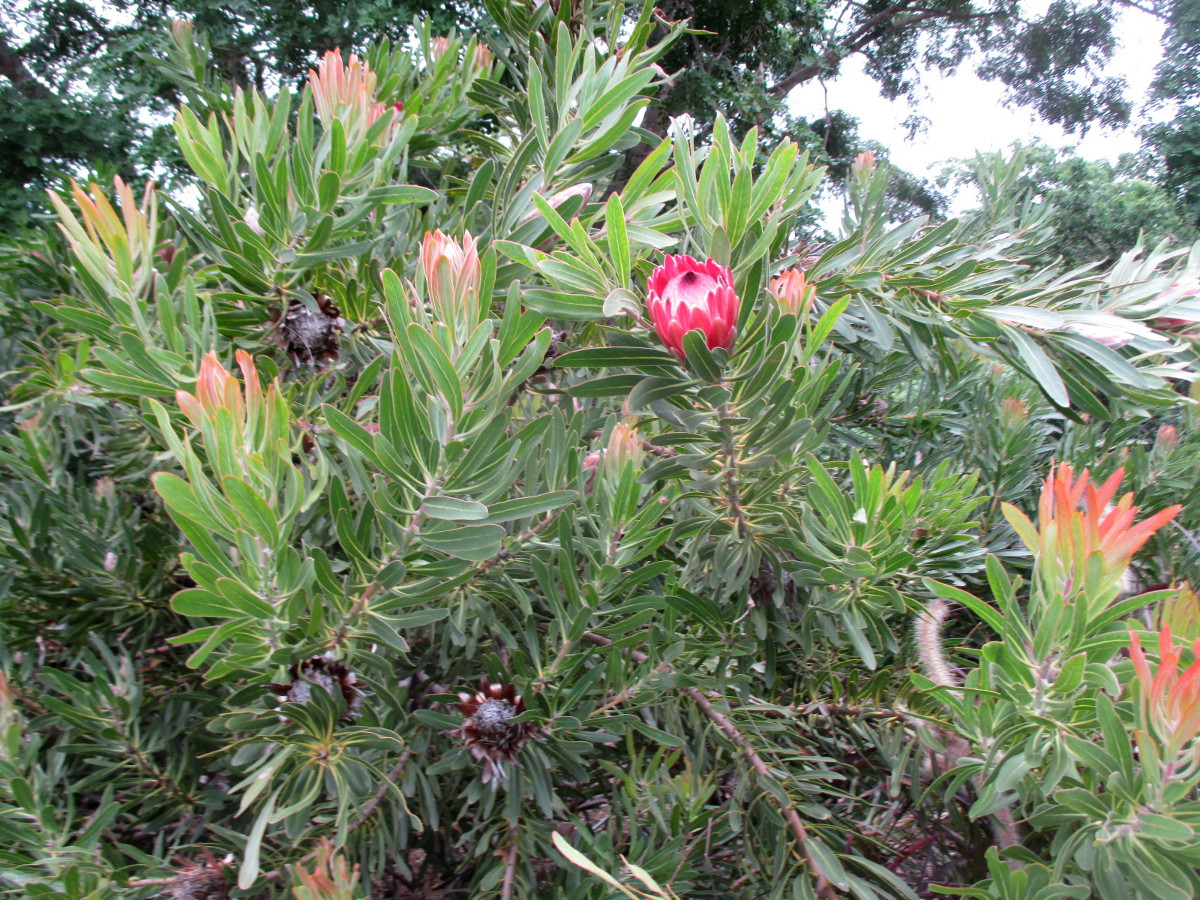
1144, 0, 1200, 225
0, 0, 1170, 232
946, 143, 1196, 269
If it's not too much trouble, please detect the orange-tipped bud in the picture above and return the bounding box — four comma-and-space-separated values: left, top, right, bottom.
1004, 464, 1181, 597
421, 230, 482, 336
852, 151, 876, 176
1129, 626, 1200, 762
177, 351, 262, 430
999, 396, 1028, 427
472, 44, 493, 72
769, 268, 815, 318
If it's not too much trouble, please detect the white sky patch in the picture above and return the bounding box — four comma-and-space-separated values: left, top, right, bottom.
787, 5, 1168, 183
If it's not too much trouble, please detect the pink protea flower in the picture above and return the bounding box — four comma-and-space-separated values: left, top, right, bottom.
645, 255, 739, 360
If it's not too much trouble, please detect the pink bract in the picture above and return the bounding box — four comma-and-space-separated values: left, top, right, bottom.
645, 255, 739, 359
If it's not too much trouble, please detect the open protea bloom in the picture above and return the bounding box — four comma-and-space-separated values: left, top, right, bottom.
769, 268, 816, 318
1003, 464, 1180, 601
1129, 626, 1200, 769
452, 679, 538, 784
646, 255, 739, 359
421, 230, 482, 340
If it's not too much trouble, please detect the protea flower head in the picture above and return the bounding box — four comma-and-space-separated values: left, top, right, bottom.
452, 679, 537, 784
769, 268, 815, 318
645, 254, 739, 360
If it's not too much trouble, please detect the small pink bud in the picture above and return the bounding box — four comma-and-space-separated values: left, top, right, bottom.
430, 37, 451, 61
768, 268, 815, 318
473, 44, 493, 72
852, 151, 876, 176
1156, 425, 1179, 455
421, 230, 482, 335
645, 255, 739, 360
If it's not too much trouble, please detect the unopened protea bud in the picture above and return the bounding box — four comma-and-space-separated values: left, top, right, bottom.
999, 396, 1028, 427
1156, 424, 1179, 455
430, 36, 451, 61
308, 49, 389, 138
852, 151, 876, 176
177, 352, 243, 428
452, 679, 538, 785
291, 841, 360, 900
472, 44, 493, 72
768, 268, 815, 318
421, 230, 482, 339
603, 420, 640, 479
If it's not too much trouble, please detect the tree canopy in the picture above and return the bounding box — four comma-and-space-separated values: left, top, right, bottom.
0, 0, 1175, 231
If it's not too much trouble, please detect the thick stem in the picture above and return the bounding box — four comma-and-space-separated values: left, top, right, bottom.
500, 821, 520, 900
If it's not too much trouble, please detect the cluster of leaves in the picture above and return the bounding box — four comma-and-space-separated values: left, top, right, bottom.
2, 2, 1200, 899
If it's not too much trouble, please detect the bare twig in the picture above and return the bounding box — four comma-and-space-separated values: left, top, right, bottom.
349, 749, 414, 833
684, 689, 838, 898
478, 511, 559, 573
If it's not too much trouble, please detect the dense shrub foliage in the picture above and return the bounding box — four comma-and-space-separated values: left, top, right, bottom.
2, 3, 1200, 898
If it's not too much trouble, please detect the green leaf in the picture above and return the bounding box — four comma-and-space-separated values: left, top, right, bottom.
1008, 328, 1070, 406
222, 476, 281, 547
605, 193, 630, 286
171, 588, 242, 618
424, 497, 488, 521
555, 347, 678, 369
483, 491, 577, 523
682, 329, 723, 382
418, 524, 504, 561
